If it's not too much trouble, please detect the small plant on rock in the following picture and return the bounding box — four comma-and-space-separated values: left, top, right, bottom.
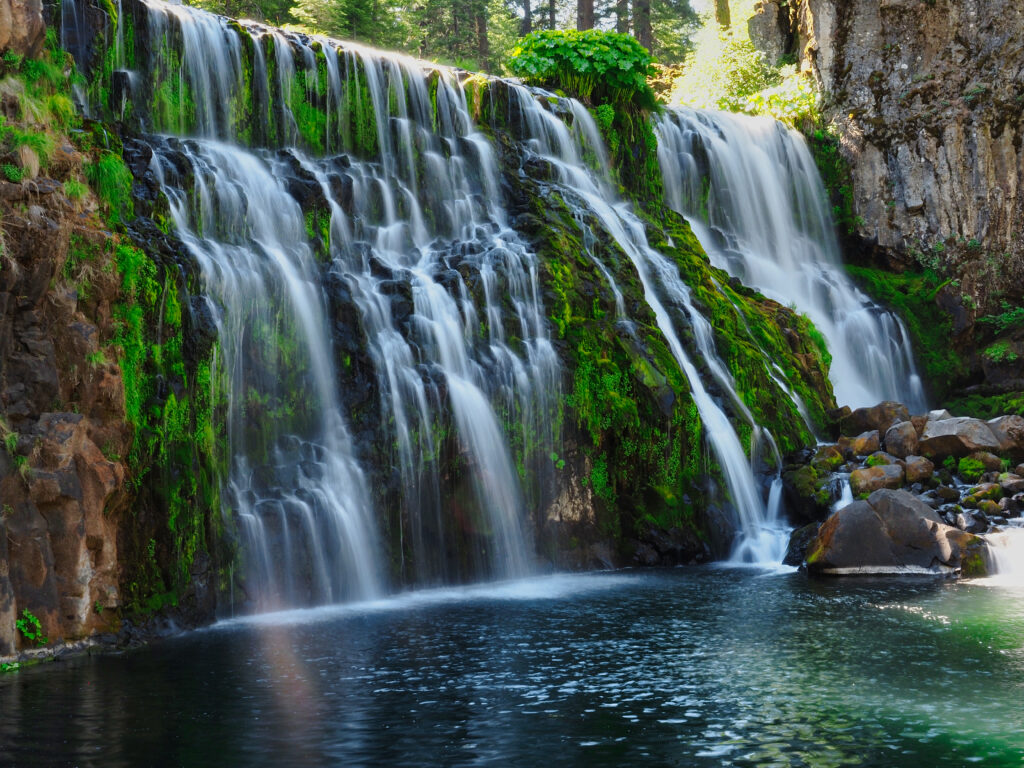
15, 609, 47, 646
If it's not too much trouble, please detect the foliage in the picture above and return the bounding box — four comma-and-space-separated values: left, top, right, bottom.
806, 124, 861, 236
979, 301, 1024, 334
84, 152, 134, 225
957, 456, 985, 483
15, 610, 47, 646
945, 391, 1024, 420
509, 29, 656, 107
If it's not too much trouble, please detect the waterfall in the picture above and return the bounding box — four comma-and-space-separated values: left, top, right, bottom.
115, 0, 562, 599
505, 86, 787, 563
984, 522, 1024, 584
656, 108, 926, 412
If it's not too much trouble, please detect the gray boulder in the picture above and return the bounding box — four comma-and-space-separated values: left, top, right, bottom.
987, 415, 1024, 458
884, 420, 919, 458
806, 489, 987, 576
918, 417, 1002, 458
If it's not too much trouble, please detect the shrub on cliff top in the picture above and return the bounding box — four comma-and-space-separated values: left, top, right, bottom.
508, 30, 657, 109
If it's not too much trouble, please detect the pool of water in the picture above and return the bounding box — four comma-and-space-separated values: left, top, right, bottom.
2, 568, 1023, 766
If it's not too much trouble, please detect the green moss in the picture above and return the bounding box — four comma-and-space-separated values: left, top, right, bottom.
958, 456, 986, 483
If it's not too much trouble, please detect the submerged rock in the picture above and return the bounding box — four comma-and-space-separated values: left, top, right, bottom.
806, 489, 986, 577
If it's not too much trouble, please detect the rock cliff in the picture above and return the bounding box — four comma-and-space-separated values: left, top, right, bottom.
794, 0, 1024, 394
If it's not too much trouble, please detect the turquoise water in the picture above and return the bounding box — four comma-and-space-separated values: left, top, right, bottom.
2, 568, 1023, 766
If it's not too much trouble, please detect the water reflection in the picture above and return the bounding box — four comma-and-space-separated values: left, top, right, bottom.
2, 570, 1023, 766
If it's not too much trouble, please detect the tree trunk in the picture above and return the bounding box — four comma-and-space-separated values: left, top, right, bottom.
577, 0, 594, 30
615, 0, 629, 34
548, 0, 555, 30
476, 7, 489, 71
521, 0, 532, 35
633, 0, 651, 50
715, 0, 731, 28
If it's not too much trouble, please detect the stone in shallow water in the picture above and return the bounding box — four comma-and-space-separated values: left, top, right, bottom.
839, 429, 880, 457
806, 489, 986, 576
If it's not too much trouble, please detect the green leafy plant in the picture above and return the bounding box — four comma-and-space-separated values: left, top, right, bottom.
15, 609, 47, 646
508, 30, 656, 108
64, 178, 88, 202
980, 301, 1024, 334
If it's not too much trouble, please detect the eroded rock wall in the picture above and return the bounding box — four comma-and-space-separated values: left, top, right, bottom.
0, 177, 130, 654
797, 0, 1024, 317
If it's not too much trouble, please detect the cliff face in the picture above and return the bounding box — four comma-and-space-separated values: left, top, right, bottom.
795, 0, 1024, 379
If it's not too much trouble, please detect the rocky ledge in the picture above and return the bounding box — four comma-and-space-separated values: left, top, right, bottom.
783, 401, 1024, 576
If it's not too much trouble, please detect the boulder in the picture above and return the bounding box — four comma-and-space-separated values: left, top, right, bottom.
840, 401, 910, 437
1000, 474, 1024, 495
806, 489, 987, 576
928, 409, 954, 422
884, 420, 919, 458
0, 0, 46, 58
918, 417, 1003, 458
987, 415, 1024, 458
782, 521, 820, 567
935, 484, 960, 501
904, 455, 935, 485
911, 414, 929, 436
839, 430, 880, 457
956, 510, 988, 534
977, 499, 1002, 518
1017, 464, 1024, 476
963, 483, 1002, 507
850, 464, 904, 496
782, 464, 834, 523
810, 444, 844, 473
866, 451, 902, 467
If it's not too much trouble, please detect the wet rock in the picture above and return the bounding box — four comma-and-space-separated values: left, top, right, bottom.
783, 521, 820, 567
904, 455, 935, 485
840, 401, 910, 437
910, 414, 929, 437
918, 417, 1002, 459
957, 509, 989, 534
962, 483, 1002, 508
849, 464, 904, 496
806, 489, 986, 576
1000, 474, 1024, 495
977, 500, 1002, 519
935, 484, 960, 502
998, 496, 1021, 518
810, 444, 844, 473
839, 429, 880, 457
782, 464, 834, 523
884, 420, 918, 458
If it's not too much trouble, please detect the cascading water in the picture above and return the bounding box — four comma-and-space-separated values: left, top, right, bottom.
984, 523, 1024, 584
113, 0, 561, 600
505, 86, 789, 564
656, 108, 926, 412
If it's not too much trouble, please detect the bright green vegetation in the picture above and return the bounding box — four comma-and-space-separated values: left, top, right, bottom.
980, 302, 1024, 334
957, 456, 985, 483
85, 152, 134, 225
806, 126, 862, 237
946, 391, 1024, 419
15, 610, 46, 646
845, 265, 963, 401
508, 30, 657, 108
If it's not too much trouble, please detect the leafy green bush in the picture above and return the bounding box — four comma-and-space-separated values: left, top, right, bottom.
1, 163, 23, 183
508, 30, 656, 108
980, 301, 1024, 334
